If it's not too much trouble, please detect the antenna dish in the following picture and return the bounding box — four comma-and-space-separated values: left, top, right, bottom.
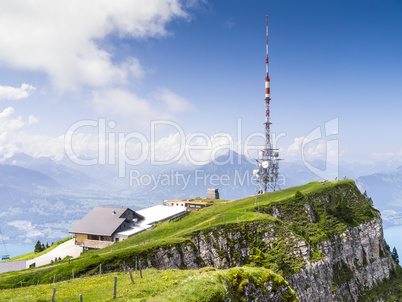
262, 161, 269, 169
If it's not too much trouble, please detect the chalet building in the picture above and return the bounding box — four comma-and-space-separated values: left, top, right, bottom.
163, 200, 186, 208
69, 205, 187, 250
69, 206, 145, 250
164, 189, 219, 211
164, 199, 214, 211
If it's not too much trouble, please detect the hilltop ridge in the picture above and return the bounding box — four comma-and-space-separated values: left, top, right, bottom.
0, 180, 401, 301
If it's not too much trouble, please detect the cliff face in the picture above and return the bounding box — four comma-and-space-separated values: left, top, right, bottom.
137, 182, 398, 301
288, 216, 395, 301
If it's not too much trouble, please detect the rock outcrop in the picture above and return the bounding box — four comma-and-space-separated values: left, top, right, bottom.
287, 216, 395, 301
136, 182, 398, 301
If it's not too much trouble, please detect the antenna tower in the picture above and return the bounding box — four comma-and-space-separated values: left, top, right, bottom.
254, 15, 281, 194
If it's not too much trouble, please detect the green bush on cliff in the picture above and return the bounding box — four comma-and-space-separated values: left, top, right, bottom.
258, 180, 378, 246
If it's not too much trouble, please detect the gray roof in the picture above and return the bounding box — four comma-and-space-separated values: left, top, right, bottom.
69, 206, 144, 237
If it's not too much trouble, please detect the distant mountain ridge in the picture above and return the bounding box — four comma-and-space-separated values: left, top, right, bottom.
0, 164, 60, 190
356, 166, 402, 227
0, 154, 143, 245
1, 151, 401, 245
3, 153, 106, 190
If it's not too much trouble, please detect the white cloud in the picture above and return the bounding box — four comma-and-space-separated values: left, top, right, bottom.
155, 87, 194, 113
372, 149, 402, 161
0, 107, 37, 131
0, 107, 242, 168
151, 132, 237, 166
0, 107, 56, 160
0, 106, 187, 163
0, 0, 189, 91
283, 136, 343, 162
92, 88, 192, 125
121, 58, 145, 80
92, 88, 168, 125
0, 107, 350, 169
0, 83, 36, 100
284, 137, 305, 160
0, 106, 234, 167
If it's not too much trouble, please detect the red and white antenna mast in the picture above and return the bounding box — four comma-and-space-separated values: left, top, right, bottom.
265, 14, 271, 148
254, 14, 281, 194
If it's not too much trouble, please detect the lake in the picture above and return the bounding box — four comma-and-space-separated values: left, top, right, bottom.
1, 244, 33, 259
384, 225, 402, 255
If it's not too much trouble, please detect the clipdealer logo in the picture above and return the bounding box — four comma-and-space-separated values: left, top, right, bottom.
64, 118, 284, 177
64, 117, 339, 189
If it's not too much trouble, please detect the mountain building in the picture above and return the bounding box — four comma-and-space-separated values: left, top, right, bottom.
69, 205, 187, 250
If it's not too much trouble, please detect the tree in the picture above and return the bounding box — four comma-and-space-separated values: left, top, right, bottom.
391, 247, 399, 264
46, 242, 49, 249
34, 240, 43, 253
363, 190, 369, 200
363, 190, 374, 206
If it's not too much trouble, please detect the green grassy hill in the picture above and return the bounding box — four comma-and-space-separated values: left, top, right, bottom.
0, 267, 297, 301
0, 180, 401, 301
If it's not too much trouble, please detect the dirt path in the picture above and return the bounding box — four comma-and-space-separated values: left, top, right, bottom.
173, 214, 223, 237
26, 239, 82, 268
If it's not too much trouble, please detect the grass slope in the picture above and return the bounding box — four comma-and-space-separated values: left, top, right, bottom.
0, 267, 297, 301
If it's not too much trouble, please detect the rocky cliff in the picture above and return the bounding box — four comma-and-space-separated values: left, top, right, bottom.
135, 181, 399, 301
287, 216, 395, 301
1, 181, 399, 301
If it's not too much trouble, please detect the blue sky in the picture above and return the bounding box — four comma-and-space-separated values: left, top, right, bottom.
0, 0, 401, 166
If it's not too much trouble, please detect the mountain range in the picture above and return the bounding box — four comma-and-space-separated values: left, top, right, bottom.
0, 152, 401, 245
356, 166, 402, 227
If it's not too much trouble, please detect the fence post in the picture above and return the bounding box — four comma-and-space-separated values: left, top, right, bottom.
129, 269, 134, 284
99, 264, 102, 276
113, 276, 117, 299
135, 257, 137, 273
51, 287, 56, 302
79, 294, 83, 302
72, 269, 74, 280
139, 263, 142, 279
53, 274, 55, 284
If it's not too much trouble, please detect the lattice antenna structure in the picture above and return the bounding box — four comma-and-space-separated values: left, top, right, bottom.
254, 15, 282, 194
